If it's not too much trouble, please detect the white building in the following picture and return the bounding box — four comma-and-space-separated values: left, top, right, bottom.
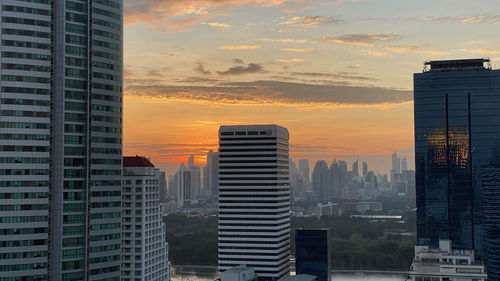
221, 266, 257, 281
218, 125, 291, 281
122, 156, 171, 281
407, 240, 487, 281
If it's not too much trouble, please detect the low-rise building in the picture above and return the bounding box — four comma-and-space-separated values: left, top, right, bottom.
407, 240, 487, 281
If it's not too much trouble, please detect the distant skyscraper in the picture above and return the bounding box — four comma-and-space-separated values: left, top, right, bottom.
203, 165, 210, 196
218, 125, 291, 280
414, 58, 500, 277
392, 152, 401, 174
206, 149, 219, 196
122, 156, 171, 281
312, 161, 331, 201
189, 165, 201, 198
0, 1, 123, 279
299, 159, 310, 183
362, 161, 368, 177
174, 164, 191, 207
330, 159, 341, 201
295, 229, 331, 281
188, 154, 195, 169
352, 159, 359, 177
401, 157, 408, 171
338, 160, 348, 189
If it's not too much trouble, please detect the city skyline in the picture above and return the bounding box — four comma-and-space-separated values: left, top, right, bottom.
122, 0, 500, 176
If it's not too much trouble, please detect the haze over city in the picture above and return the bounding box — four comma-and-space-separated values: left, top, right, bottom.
122, 0, 500, 175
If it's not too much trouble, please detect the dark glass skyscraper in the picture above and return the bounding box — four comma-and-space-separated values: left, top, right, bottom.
414, 58, 500, 278
295, 228, 330, 281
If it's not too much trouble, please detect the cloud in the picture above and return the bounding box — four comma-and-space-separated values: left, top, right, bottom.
466, 49, 500, 55
279, 16, 343, 27
361, 49, 388, 56
257, 38, 314, 43
125, 80, 412, 109
219, 45, 261, 50
217, 63, 265, 76
385, 45, 449, 55
143, 67, 168, 78
194, 61, 211, 75
281, 48, 317, 53
319, 34, 400, 47
207, 22, 231, 28
274, 58, 307, 63
320, 0, 362, 5
232, 58, 245, 64
289, 71, 375, 81
125, 0, 293, 29
421, 15, 500, 24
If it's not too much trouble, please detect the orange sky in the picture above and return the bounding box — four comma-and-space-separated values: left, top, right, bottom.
122, 0, 500, 175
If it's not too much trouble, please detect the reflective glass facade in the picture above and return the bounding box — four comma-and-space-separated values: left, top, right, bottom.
414, 59, 500, 278
295, 228, 330, 281
0, 0, 122, 280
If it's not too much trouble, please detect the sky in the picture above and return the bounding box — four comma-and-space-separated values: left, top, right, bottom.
122, 0, 500, 176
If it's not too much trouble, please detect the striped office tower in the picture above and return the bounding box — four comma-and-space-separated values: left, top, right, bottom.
218, 125, 291, 281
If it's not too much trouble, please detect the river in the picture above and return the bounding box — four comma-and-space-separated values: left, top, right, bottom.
171, 266, 407, 281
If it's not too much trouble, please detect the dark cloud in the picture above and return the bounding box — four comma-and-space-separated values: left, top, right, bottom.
232, 58, 245, 64
125, 79, 412, 107
177, 76, 220, 84
194, 61, 211, 75
216, 63, 265, 76
289, 71, 376, 81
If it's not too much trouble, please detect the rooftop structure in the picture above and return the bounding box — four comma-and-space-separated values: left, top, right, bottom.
407, 240, 487, 281
220, 266, 257, 281
424, 58, 491, 72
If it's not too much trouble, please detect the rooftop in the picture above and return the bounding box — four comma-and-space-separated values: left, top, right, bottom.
280, 274, 317, 281
424, 58, 490, 72
123, 156, 155, 167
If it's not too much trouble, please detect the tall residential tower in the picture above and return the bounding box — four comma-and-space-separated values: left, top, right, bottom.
0, 0, 123, 280
217, 125, 291, 281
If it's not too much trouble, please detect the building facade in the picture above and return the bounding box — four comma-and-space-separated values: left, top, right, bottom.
0, 0, 123, 280
122, 156, 170, 281
295, 229, 331, 281
414, 58, 500, 276
217, 125, 291, 281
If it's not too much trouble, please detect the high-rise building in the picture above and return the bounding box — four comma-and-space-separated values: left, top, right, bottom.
174, 163, 191, 207
0, 1, 123, 280
298, 159, 310, 184
295, 229, 331, 281
362, 161, 368, 177
337, 160, 348, 189
159, 171, 167, 202
401, 157, 408, 171
312, 161, 331, 201
329, 159, 341, 201
218, 125, 291, 281
414, 58, 500, 277
206, 149, 219, 196
188, 154, 195, 169
189, 165, 201, 198
122, 156, 171, 281
392, 152, 400, 174
352, 159, 359, 177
